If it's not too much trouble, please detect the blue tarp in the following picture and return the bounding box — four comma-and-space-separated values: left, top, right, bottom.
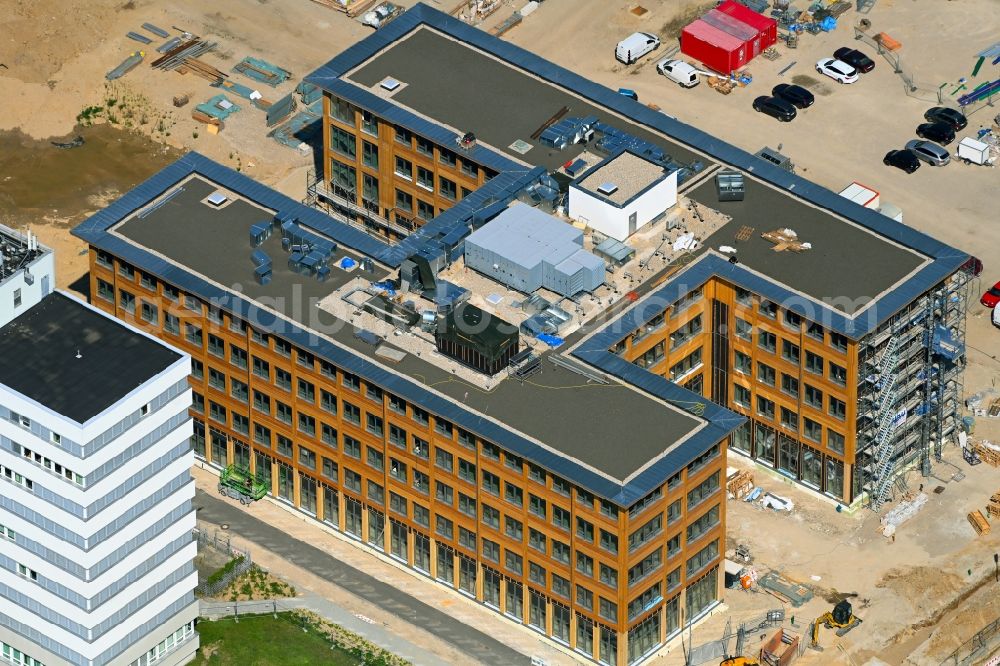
340, 257, 357, 270
537, 333, 564, 348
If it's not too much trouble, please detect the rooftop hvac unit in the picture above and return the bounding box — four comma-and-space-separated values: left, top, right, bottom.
206, 191, 228, 206
596, 182, 619, 196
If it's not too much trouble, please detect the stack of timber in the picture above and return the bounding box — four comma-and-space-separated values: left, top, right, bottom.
707, 76, 735, 94
310, 0, 378, 17
727, 469, 754, 500
178, 58, 228, 84
968, 510, 991, 537
987, 492, 1000, 520
150, 38, 218, 72
974, 440, 1000, 467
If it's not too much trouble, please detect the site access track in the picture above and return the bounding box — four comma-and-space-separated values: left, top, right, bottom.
193, 488, 532, 666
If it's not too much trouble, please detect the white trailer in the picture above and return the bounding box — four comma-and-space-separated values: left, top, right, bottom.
956, 137, 995, 166
838, 182, 880, 209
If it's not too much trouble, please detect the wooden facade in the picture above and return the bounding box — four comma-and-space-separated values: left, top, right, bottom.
616, 278, 859, 503
86, 247, 728, 666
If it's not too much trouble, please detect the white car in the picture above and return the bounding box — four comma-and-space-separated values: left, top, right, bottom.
816, 57, 859, 84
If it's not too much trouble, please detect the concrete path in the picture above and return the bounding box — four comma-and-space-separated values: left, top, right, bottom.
194, 488, 533, 666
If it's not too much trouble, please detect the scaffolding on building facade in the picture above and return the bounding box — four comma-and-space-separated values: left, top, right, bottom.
856, 265, 975, 511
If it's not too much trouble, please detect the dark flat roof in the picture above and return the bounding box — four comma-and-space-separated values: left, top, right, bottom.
688, 177, 927, 315
0, 292, 181, 423
114, 175, 703, 483
346, 27, 702, 172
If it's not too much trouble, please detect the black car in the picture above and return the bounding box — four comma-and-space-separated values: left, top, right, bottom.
833, 47, 875, 73
884, 149, 920, 173
752, 95, 796, 122
924, 106, 968, 131
915, 121, 956, 145
772, 83, 814, 109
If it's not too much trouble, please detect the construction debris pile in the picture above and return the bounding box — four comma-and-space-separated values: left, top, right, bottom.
762, 228, 811, 252
880, 492, 928, 538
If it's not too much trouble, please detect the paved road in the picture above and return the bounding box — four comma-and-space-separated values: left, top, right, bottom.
194, 489, 530, 666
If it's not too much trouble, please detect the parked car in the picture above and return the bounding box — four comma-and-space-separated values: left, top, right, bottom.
981, 281, 1000, 308
924, 106, 968, 131
656, 58, 700, 88
883, 149, 920, 173
816, 57, 859, 84
905, 139, 951, 166
752, 95, 797, 122
772, 83, 814, 109
915, 122, 956, 145
617, 88, 638, 101
616, 32, 660, 65
833, 47, 875, 73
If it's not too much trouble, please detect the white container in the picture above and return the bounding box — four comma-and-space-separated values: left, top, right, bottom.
838, 181, 880, 209
957, 137, 993, 165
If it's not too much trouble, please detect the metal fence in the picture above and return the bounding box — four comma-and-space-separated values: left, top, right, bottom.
940, 615, 1000, 666
200, 598, 302, 620
194, 528, 253, 598
853, 27, 944, 104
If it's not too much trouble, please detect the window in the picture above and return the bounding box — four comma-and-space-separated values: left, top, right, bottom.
436, 481, 454, 506
394, 189, 413, 213
459, 492, 476, 517
394, 156, 413, 179
670, 314, 703, 349
140, 300, 158, 324
321, 424, 337, 447
829, 396, 847, 420
367, 447, 384, 471
600, 500, 619, 520
320, 390, 337, 415
804, 417, 822, 442
830, 331, 848, 352
96, 278, 114, 302
505, 550, 523, 575
439, 176, 457, 200
806, 351, 824, 375
757, 396, 775, 420
413, 470, 429, 494
362, 140, 378, 169
686, 505, 719, 543
529, 527, 546, 553
552, 540, 570, 564
504, 516, 523, 540
209, 401, 227, 424
459, 526, 477, 551
758, 330, 776, 353
734, 317, 752, 341
782, 340, 801, 364
829, 362, 848, 386
576, 517, 594, 542
482, 504, 500, 529
687, 471, 720, 509
759, 300, 778, 318
435, 448, 454, 472
275, 401, 292, 425
277, 435, 293, 459
735, 287, 752, 306
482, 538, 500, 563
412, 406, 429, 426
600, 563, 618, 588
394, 125, 412, 146
412, 437, 429, 459
416, 165, 434, 190
389, 457, 407, 482
482, 471, 500, 496
436, 515, 453, 539
343, 402, 361, 425
757, 362, 776, 386
297, 378, 315, 403
553, 476, 571, 496
599, 597, 618, 623
299, 447, 316, 470
553, 505, 570, 531
505, 482, 523, 507
529, 494, 547, 518
552, 573, 570, 598
781, 373, 799, 398
274, 339, 292, 357
733, 384, 750, 408
119, 290, 136, 314
330, 126, 356, 158
667, 499, 683, 524
415, 135, 434, 156
164, 312, 180, 335
599, 529, 618, 554
390, 491, 407, 516
670, 348, 702, 380
361, 109, 378, 135
529, 561, 546, 586
388, 393, 406, 415
807, 321, 824, 341
734, 350, 751, 374
629, 515, 663, 552
274, 368, 291, 391
230, 379, 249, 403
344, 436, 361, 459
634, 340, 665, 369
439, 148, 457, 167
828, 429, 845, 455
456, 458, 475, 484
366, 413, 384, 437
413, 503, 430, 528
672, 287, 703, 316
322, 457, 338, 481
780, 407, 798, 431
805, 384, 823, 409
686, 539, 719, 576
576, 585, 594, 610
627, 583, 661, 621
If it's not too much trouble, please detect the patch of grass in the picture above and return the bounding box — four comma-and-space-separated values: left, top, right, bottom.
192, 614, 386, 665
205, 555, 245, 589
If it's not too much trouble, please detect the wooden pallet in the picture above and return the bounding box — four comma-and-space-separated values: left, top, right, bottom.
988, 492, 1000, 519
735, 225, 754, 241
974, 442, 1000, 467
727, 470, 754, 500
968, 510, 991, 536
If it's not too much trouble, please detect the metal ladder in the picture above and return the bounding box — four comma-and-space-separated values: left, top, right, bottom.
868, 335, 902, 510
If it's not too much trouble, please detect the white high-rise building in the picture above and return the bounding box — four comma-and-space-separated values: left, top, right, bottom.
0, 225, 197, 666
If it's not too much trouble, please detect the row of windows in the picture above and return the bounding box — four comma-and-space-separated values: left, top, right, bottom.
736, 288, 849, 352
14, 443, 84, 486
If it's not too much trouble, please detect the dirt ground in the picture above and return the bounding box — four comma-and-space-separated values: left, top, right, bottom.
4, 0, 1000, 664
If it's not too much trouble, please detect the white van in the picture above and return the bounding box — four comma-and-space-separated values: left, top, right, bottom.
656, 58, 700, 88
616, 32, 660, 65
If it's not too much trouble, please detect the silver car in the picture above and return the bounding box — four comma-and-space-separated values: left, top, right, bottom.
905, 139, 950, 166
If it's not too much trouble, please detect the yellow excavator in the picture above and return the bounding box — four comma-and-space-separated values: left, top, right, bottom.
809, 599, 863, 651
720, 658, 760, 666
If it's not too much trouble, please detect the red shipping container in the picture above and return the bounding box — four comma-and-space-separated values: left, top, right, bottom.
681, 19, 749, 75
716, 0, 778, 51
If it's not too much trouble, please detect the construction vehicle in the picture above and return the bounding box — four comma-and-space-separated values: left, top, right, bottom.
720, 657, 760, 666
217, 464, 268, 505
809, 599, 863, 651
